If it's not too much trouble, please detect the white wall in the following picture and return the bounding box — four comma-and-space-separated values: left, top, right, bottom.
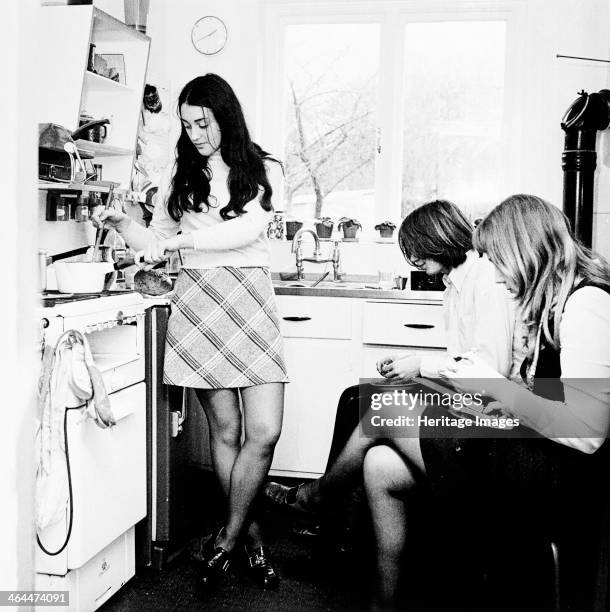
143, 0, 610, 269
1, 0, 38, 600
146, 0, 263, 144
513, 0, 610, 259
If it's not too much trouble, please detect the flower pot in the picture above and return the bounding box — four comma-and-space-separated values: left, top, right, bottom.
285, 220, 303, 241
315, 222, 334, 239
342, 226, 360, 240
378, 228, 395, 238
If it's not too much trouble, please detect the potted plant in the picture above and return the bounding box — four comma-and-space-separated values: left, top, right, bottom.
315, 217, 334, 239
337, 217, 362, 240
285, 219, 303, 241
374, 221, 397, 239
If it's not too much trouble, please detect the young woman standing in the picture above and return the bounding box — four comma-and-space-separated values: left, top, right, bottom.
93, 74, 288, 589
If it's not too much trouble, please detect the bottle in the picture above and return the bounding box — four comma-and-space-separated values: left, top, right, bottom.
75, 194, 90, 222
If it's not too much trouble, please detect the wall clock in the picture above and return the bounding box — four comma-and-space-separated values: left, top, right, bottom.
191, 16, 228, 56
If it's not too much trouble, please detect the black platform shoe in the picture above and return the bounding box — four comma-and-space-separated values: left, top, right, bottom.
245, 545, 279, 590
198, 546, 232, 588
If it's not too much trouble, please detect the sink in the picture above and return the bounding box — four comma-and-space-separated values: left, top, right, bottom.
273, 279, 370, 290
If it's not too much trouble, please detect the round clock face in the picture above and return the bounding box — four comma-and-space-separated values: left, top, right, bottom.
191, 16, 227, 55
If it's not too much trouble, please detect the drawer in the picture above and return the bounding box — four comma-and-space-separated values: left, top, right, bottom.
276, 296, 353, 339
362, 301, 446, 348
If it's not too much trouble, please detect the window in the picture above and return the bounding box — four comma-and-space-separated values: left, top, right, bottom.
263, 3, 514, 234
401, 21, 506, 219
283, 24, 380, 230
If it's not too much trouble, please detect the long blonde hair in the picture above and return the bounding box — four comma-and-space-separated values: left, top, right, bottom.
473, 194, 610, 355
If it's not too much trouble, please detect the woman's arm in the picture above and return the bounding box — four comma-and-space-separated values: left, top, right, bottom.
101, 164, 180, 252
470, 270, 515, 378
488, 287, 610, 453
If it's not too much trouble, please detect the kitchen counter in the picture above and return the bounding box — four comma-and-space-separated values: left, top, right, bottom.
271, 274, 444, 302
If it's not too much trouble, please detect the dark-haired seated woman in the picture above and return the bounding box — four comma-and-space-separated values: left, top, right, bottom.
93, 74, 288, 590
265, 200, 524, 514
363, 195, 610, 609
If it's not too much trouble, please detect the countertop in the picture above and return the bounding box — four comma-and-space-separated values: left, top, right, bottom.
270, 273, 444, 302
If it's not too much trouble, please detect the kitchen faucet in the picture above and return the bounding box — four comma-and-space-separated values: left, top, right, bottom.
291, 228, 342, 281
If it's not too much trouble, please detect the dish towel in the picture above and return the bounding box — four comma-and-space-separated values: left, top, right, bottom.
35, 330, 115, 531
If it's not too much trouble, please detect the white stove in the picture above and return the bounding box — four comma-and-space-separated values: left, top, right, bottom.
36, 292, 147, 611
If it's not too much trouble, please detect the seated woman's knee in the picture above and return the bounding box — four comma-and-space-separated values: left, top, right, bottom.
364, 445, 415, 494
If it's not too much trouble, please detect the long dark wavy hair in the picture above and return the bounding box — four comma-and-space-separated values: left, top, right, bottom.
167, 74, 279, 222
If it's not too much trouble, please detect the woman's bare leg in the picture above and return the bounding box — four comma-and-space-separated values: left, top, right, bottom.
297, 407, 425, 507
195, 387, 275, 549
216, 382, 284, 550
364, 445, 420, 610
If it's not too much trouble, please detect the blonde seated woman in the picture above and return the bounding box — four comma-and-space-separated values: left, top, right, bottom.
363, 195, 610, 610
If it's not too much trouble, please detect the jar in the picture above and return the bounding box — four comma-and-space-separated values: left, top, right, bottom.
75, 194, 90, 222
55, 196, 71, 222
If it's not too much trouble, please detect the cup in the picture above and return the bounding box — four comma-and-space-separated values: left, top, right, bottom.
378, 270, 395, 290
394, 275, 408, 290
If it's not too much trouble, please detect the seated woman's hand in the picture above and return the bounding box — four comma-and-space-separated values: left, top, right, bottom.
383, 354, 420, 381
376, 352, 413, 376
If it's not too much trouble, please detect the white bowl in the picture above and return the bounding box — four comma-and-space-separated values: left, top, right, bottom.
54, 261, 115, 293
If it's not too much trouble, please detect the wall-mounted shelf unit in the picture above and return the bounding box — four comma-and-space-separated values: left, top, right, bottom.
39, 181, 124, 195
38, 5, 150, 191
73, 140, 134, 157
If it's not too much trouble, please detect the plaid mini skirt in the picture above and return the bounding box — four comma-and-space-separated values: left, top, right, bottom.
163, 267, 289, 389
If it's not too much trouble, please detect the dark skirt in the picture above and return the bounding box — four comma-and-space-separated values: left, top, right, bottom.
419, 404, 607, 537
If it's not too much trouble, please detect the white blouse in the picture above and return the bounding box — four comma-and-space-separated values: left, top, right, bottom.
420, 251, 523, 379
504, 285, 610, 453
149, 152, 282, 269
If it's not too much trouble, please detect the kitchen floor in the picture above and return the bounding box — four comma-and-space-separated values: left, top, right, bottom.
100, 473, 376, 612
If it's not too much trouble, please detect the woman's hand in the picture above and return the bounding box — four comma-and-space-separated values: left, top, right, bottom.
383, 354, 421, 381
90, 208, 131, 233
439, 352, 505, 398
376, 352, 412, 376
135, 235, 190, 266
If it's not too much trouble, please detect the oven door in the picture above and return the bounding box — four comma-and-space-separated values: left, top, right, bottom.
36, 382, 147, 574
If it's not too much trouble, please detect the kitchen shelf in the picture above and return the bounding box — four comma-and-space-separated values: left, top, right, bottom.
84, 70, 134, 93
39, 5, 150, 189
73, 140, 134, 157
39, 181, 126, 194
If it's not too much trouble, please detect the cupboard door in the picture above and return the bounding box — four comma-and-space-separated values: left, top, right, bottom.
270, 337, 355, 477
362, 301, 445, 348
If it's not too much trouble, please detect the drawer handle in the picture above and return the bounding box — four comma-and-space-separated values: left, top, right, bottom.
404, 323, 434, 329
283, 316, 312, 322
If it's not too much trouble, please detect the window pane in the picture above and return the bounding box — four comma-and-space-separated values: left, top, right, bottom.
283, 24, 379, 233
402, 21, 506, 220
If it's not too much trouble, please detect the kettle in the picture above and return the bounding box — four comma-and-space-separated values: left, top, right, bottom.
72, 116, 111, 144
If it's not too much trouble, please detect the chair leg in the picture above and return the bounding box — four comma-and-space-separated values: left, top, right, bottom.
551, 541, 561, 612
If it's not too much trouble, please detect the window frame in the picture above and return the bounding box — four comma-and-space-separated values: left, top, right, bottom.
260, 0, 525, 224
